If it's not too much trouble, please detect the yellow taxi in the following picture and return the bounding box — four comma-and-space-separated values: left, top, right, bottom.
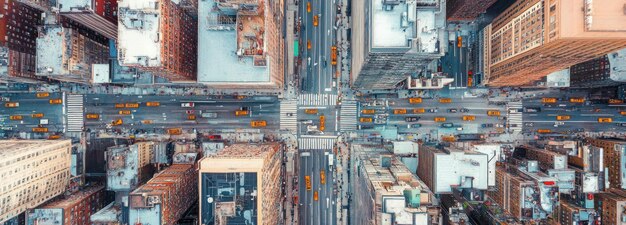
609, 99, 624, 104
118, 110, 131, 115
251, 120, 267, 127
442, 135, 456, 142
167, 128, 182, 135
434, 117, 446, 122
48, 135, 61, 140
413, 108, 425, 114
537, 129, 552, 133
361, 109, 375, 114
115, 103, 125, 108
4, 102, 19, 108
307, 2, 311, 12
462, 115, 475, 121
314, 191, 319, 201
9, 115, 23, 120
320, 170, 326, 184
36, 92, 50, 98
32, 127, 48, 133
620, 111, 626, 116
487, 110, 501, 116
439, 98, 452, 103
125, 103, 139, 108
598, 118, 613, 123
542, 98, 557, 103
111, 119, 123, 126
408, 98, 422, 104
393, 109, 407, 114
142, 120, 153, 124
146, 102, 160, 107
187, 114, 197, 120
49, 99, 62, 104
359, 117, 373, 123
31, 113, 44, 118
86, 114, 100, 119
569, 98, 585, 103
305, 109, 319, 114
313, 15, 319, 26
556, 115, 571, 121
305, 175, 312, 191
307, 40, 312, 49
235, 110, 249, 116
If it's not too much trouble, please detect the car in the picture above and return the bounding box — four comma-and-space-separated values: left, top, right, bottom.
481, 124, 494, 128
441, 123, 454, 128
250, 120, 267, 127
524, 107, 541, 113
554, 121, 565, 127
181, 102, 194, 108
313, 15, 319, 26
509, 109, 522, 113
524, 122, 534, 127
49, 99, 62, 104
456, 127, 464, 131
208, 135, 222, 140
448, 108, 458, 113
619, 123, 626, 127
4, 102, 19, 108
405, 117, 420, 122
495, 123, 505, 128
408, 124, 422, 128
201, 112, 218, 118
428, 109, 438, 113
186, 110, 195, 114
460, 108, 469, 113
307, 2, 311, 13
36, 92, 49, 98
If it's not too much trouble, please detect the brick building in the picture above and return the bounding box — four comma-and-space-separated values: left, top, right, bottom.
482, 0, 626, 86
27, 185, 107, 225
0, 0, 41, 79
585, 138, 626, 190
57, 0, 118, 40
446, 0, 497, 21
0, 140, 72, 223
570, 48, 626, 88
36, 25, 109, 84
117, 0, 197, 82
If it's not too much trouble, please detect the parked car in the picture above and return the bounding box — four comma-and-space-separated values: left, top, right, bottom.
524, 122, 534, 127
181, 102, 194, 108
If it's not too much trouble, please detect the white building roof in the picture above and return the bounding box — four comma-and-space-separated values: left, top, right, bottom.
57, 0, 92, 12
197, 0, 270, 84
91, 64, 110, 83
609, 48, 626, 82
546, 69, 570, 87
117, 0, 161, 67
371, 0, 414, 48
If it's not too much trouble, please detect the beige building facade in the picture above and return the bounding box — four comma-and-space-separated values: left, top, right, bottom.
0, 140, 72, 223
198, 143, 282, 225
482, 0, 626, 86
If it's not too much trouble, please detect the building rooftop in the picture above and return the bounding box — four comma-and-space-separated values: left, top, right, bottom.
90, 202, 121, 223
36, 26, 69, 76
57, 0, 92, 12
117, 0, 161, 67
0, 140, 71, 166
197, 0, 271, 84
608, 48, 626, 82
207, 143, 279, 158
40, 185, 104, 209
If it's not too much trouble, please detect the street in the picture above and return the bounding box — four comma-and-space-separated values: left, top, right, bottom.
298, 148, 336, 225
300, 0, 337, 94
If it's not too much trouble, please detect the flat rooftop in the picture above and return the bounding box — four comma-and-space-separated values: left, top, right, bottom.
197, 0, 270, 84
36, 26, 69, 76
371, 0, 414, 48
609, 48, 626, 82
57, 0, 92, 12
117, 0, 161, 67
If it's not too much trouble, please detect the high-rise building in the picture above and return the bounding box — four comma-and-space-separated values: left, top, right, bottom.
27, 185, 107, 225
106, 142, 154, 191
585, 138, 626, 189
0, 0, 41, 80
351, 0, 446, 89
117, 0, 198, 82
57, 0, 118, 40
196, 0, 284, 89
351, 144, 441, 225
35, 25, 109, 84
0, 140, 72, 223
198, 143, 283, 225
446, 0, 497, 21
570, 48, 626, 88
417, 146, 489, 193
595, 191, 626, 225
481, 0, 626, 86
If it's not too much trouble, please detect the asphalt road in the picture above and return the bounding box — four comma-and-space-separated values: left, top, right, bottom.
298, 106, 340, 135
0, 92, 65, 133
301, 0, 337, 94
83, 94, 280, 131
357, 97, 506, 137
521, 96, 626, 133
299, 149, 336, 225
441, 38, 470, 88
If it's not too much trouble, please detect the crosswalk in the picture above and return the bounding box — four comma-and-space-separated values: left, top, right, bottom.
66, 94, 84, 132
507, 101, 523, 132
298, 137, 336, 150
280, 100, 298, 131
298, 94, 338, 106
340, 101, 357, 131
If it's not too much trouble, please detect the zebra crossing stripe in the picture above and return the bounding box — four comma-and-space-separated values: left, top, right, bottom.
298, 137, 336, 150
340, 101, 357, 131
298, 94, 338, 106
66, 94, 84, 132
280, 101, 298, 131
